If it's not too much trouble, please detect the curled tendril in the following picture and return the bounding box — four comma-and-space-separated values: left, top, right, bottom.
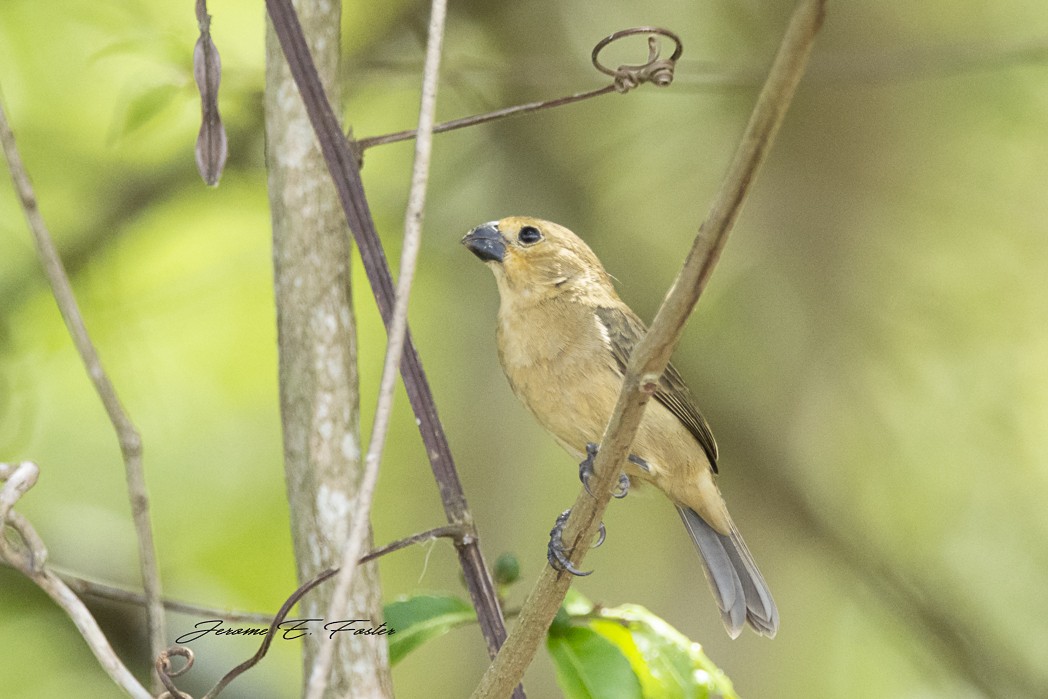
356, 25, 685, 152
156, 646, 195, 699
592, 26, 684, 93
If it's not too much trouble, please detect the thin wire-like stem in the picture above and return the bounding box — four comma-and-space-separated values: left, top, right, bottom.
358, 523, 468, 564
54, 570, 275, 625
200, 569, 338, 699
0, 90, 167, 687
356, 26, 682, 151
152, 570, 339, 699
356, 84, 616, 150
470, 2, 826, 696
12, 524, 465, 628
303, 0, 449, 695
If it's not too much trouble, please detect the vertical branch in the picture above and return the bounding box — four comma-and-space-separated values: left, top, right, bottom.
0, 88, 167, 688
264, 0, 514, 674
304, 0, 448, 695
470, 1, 826, 697
264, 0, 392, 695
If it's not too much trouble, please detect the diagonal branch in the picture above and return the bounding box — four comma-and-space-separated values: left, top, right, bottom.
0, 88, 167, 688
470, 1, 826, 696
264, 0, 515, 678
303, 0, 450, 695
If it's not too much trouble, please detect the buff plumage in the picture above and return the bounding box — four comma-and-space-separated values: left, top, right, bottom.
462, 216, 778, 638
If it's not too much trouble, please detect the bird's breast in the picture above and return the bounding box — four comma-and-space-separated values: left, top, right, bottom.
495, 297, 621, 451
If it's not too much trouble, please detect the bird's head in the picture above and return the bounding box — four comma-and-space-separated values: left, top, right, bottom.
461, 216, 614, 301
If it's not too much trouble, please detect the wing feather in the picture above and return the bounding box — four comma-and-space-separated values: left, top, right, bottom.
594, 306, 719, 472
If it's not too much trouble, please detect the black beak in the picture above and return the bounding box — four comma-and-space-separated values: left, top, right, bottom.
461, 222, 506, 263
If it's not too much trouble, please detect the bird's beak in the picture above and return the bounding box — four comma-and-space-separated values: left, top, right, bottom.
461, 222, 506, 263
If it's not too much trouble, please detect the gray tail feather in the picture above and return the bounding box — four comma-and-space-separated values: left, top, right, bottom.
676, 505, 779, 638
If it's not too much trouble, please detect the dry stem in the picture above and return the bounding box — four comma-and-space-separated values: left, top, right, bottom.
470, 2, 826, 696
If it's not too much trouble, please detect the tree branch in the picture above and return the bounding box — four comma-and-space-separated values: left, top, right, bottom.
264, 0, 391, 692
0, 86, 167, 690
264, 0, 514, 671
470, 2, 826, 696
304, 0, 449, 693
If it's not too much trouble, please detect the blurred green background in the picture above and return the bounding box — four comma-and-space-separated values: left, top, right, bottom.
2, 0, 1048, 697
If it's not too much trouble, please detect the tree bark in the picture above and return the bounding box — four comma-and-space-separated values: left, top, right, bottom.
264, 1, 392, 695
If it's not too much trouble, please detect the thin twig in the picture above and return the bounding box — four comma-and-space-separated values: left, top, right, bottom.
0, 463, 152, 699
0, 88, 167, 686
201, 568, 338, 699
470, 2, 826, 697
265, 0, 512, 670
0, 524, 468, 628
356, 84, 616, 150
154, 569, 339, 699
356, 26, 682, 151
303, 0, 448, 695
57, 570, 275, 625
359, 523, 468, 564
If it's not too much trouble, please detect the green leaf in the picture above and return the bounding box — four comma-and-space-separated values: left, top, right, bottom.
563, 587, 595, 615
547, 625, 643, 699
383, 594, 476, 665
589, 604, 740, 699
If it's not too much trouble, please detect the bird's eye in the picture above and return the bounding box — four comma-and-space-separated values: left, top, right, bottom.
517, 226, 542, 245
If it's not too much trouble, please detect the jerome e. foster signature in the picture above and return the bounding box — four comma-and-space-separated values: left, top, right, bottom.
175, 618, 395, 644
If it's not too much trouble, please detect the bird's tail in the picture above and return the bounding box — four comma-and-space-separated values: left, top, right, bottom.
676, 505, 778, 638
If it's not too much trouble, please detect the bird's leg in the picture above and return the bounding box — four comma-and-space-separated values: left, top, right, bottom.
578, 442, 632, 499
558, 443, 642, 575
547, 508, 606, 577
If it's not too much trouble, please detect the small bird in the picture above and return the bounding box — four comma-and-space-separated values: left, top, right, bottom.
461, 216, 778, 638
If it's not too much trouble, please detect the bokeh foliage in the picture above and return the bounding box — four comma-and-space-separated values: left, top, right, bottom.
2, 0, 1048, 697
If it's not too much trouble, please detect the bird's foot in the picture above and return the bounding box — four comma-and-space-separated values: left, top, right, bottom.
547, 508, 606, 576
578, 442, 631, 499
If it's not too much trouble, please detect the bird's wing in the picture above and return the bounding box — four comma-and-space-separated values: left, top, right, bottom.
595, 306, 720, 472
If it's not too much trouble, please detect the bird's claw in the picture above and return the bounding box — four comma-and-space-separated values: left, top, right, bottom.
547, 508, 606, 576
579, 442, 631, 499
